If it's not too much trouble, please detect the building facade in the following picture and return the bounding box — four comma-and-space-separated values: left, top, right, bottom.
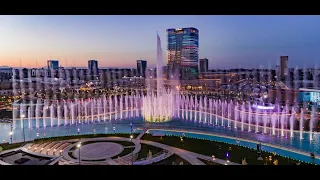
47, 60, 59, 70
137, 60, 147, 77
199, 58, 208, 73
167, 27, 199, 80
280, 56, 288, 78
88, 60, 99, 74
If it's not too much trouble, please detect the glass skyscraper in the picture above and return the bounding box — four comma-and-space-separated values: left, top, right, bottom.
137, 60, 147, 77
88, 60, 99, 74
167, 27, 199, 79
47, 60, 59, 70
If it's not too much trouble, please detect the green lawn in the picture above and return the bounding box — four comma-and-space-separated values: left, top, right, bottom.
198, 158, 221, 165
141, 134, 311, 165
112, 147, 135, 159
0, 142, 26, 151
137, 143, 163, 160
151, 154, 191, 165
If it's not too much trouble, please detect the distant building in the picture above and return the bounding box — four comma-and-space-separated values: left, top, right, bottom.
167, 27, 199, 80
88, 60, 99, 76
199, 58, 208, 73
280, 56, 288, 78
47, 60, 59, 70
137, 60, 147, 77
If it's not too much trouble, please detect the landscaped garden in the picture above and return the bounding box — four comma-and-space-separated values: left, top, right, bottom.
198, 158, 221, 165
137, 143, 163, 160
151, 154, 190, 165
141, 133, 312, 165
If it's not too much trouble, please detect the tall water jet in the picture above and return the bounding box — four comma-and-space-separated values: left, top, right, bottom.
109, 95, 113, 121
29, 101, 33, 128
280, 109, 285, 137
271, 113, 276, 135
50, 104, 54, 127
142, 33, 177, 123
290, 112, 294, 138
64, 101, 68, 125
241, 104, 245, 131
57, 104, 62, 126
120, 95, 123, 120
85, 100, 88, 123
248, 105, 252, 132
263, 111, 268, 134
90, 99, 94, 122
309, 106, 316, 141
97, 98, 101, 122
234, 103, 238, 129
35, 99, 40, 128
70, 101, 74, 125
103, 95, 107, 121
215, 100, 218, 125
255, 108, 260, 133
43, 105, 48, 127
300, 108, 304, 139
227, 102, 231, 127
27, 106, 31, 129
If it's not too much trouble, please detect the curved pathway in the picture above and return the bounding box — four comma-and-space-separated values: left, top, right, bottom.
60, 135, 239, 165
144, 126, 320, 163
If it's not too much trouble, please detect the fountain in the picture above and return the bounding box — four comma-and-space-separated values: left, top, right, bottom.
142, 34, 177, 123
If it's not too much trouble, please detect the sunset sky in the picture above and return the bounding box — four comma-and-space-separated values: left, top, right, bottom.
1, 15, 320, 69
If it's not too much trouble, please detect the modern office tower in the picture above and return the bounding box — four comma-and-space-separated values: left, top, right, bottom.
280, 56, 288, 78
167, 27, 199, 80
137, 60, 147, 77
88, 60, 99, 80
47, 60, 59, 70
199, 58, 209, 73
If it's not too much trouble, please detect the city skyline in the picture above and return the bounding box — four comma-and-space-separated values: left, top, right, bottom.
1, 15, 320, 69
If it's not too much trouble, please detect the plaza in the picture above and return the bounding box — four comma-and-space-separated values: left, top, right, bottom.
1, 33, 319, 166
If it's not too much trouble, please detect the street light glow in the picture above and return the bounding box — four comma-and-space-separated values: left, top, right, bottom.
77, 143, 81, 148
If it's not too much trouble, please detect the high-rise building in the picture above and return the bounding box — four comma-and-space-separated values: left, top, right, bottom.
167, 27, 199, 80
137, 60, 147, 77
88, 60, 99, 75
280, 56, 288, 78
199, 58, 209, 73
47, 60, 59, 70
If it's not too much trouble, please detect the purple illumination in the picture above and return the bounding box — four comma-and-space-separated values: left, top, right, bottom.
252, 104, 275, 110
226, 152, 229, 157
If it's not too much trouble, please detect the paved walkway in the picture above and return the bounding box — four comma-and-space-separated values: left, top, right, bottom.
136, 128, 149, 140
60, 135, 240, 165
7, 132, 239, 165
62, 137, 141, 165
73, 142, 123, 160
145, 126, 320, 162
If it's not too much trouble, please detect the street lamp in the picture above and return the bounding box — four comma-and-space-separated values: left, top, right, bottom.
21, 114, 25, 142
77, 142, 81, 165
113, 126, 115, 133
77, 128, 80, 135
